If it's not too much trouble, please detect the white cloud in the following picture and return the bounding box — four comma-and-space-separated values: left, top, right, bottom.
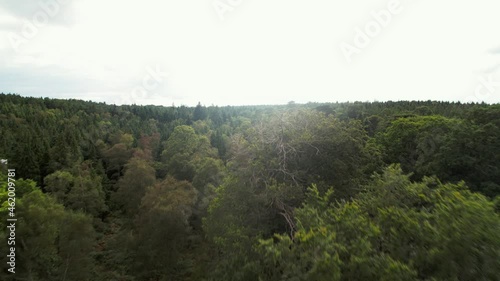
1, 0, 500, 105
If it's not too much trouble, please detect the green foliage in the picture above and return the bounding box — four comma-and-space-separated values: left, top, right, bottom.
162, 125, 217, 181
57, 211, 96, 281
0, 175, 37, 204
112, 157, 156, 215
377, 115, 462, 177
0, 187, 95, 281
126, 176, 198, 280
202, 177, 268, 281
45, 161, 106, 217
226, 109, 381, 198
1, 95, 500, 280
257, 166, 500, 280
193, 102, 208, 121
378, 115, 500, 196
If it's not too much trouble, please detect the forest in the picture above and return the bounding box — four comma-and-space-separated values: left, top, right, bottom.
0, 93, 499, 280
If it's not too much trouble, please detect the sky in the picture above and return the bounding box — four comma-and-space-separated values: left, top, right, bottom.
1, 0, 500, 106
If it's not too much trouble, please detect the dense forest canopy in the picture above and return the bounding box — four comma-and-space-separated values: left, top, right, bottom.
0, 93, 499, 280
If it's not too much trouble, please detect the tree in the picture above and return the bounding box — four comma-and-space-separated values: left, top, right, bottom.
377, 115, 462, 178
112, 157, 156, 215
57, 211, 96, 281
48, 122, 83, 174
257, 166, 500, 280
127, 176, 198, 279
44, 162, 107, 217
227, 109, 381, 198
202, 176, 292, 281
191, 157, 226, 230
3, 94, 500, 281
0, 189, 96, 281
378, 115, 500, 197
193, 102, 208, 121
161, 125, 216, 181
101, 133, 135, 181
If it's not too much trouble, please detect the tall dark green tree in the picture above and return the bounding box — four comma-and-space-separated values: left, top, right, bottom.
193, 102, 208, 121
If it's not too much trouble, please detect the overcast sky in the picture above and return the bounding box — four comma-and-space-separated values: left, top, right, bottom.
1, 0, 500, 106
